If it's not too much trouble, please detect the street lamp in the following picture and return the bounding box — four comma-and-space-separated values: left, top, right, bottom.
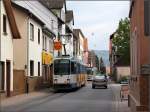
59, 34, 72, 56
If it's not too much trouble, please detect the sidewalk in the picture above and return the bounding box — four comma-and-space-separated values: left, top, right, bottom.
111, 84, 131, 112
1, 88, 54, 108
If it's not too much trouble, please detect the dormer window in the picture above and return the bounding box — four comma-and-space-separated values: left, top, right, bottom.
3, 15, 7, 34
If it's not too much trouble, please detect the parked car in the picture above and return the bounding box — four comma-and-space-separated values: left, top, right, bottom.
92, 74, 108, 89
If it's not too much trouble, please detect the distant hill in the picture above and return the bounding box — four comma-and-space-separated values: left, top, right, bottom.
93, 50, 110, 66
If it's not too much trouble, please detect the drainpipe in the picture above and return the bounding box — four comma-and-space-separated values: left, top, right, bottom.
0, 1, 1, 61
26, 15, 30, 93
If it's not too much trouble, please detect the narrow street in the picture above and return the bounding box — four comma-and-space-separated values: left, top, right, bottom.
1, 83, 122, 112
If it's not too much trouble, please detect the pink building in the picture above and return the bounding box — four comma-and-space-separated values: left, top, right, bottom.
83, 38, 88, 66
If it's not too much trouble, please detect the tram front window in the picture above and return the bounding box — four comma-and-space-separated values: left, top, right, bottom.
54, 60, 70, 75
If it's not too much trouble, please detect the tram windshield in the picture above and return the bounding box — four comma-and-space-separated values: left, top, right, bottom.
54, 59, 70, 75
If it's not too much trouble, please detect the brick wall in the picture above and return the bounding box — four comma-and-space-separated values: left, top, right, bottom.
129, 0, 150, 111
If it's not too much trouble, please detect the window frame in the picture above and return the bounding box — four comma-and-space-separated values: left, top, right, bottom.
30, 60, 34, 76
144, 0, 150, 36
30, 23, 34, 41
38, 28, 40, 44
3, 14, 7, 34
0, 62, 5, 91
38, 62, 40, 76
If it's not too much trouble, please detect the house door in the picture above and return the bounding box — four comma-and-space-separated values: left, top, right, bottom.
0, 62, 5, 91
6, 61, 11, 97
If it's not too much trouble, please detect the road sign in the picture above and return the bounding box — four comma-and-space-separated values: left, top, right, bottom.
54, 41, 62, 50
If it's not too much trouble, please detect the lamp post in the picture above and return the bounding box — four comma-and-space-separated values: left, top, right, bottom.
59, 34, 72, 56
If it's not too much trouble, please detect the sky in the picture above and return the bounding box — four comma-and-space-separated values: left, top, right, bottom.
66, 1, 130, 50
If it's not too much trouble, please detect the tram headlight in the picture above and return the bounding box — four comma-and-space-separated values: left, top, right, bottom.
67, 79, 70, 84
54, 79, 57, 83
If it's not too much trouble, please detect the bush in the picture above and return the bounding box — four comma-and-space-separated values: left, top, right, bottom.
118, 76, 129, 84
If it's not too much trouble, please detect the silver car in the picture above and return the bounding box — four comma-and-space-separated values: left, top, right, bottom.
92, 75, 108, 89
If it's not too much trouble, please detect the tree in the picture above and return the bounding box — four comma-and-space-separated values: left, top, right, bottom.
99, 57, 106, 74
112, 17, 130, 65
95, 55, 99, 71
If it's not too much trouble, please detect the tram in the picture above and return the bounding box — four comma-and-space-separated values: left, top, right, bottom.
53, 57, 87, 90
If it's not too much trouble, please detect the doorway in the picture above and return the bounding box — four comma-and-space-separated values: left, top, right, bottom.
6, 60, 11, 97
0, 62, 5, 91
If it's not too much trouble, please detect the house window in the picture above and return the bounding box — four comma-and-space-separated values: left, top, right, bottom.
3, 15, 7, 34
49, 40, 52, 52
30, 23, 34, 41
38, 29, 40, 44
0, 62, 5, 91
43, 35, 45, 50
45, 37, 47, 51
38, 62, 40, 76
30, 60, 34, 76
144, 0, 150, 36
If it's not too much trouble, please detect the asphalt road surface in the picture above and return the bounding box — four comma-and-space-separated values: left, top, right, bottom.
1, 83, 115, 112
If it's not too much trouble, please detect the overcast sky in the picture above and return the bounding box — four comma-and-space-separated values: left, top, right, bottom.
66, 1, 130, 50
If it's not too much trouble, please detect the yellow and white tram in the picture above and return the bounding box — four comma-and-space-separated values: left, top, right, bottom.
53, 57, 87, 90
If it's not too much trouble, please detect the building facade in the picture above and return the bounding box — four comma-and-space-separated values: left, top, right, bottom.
12, 2, 44, 94
42, 29, 55, 86
64, 10, 74, 57
40, 0, 66, 57
88, 51, 97, 68
129, 0, 150, 111
73, 29, 85, 63
83, 38, 89, 66
12, 0, 58, 94
0, 0, 13, 97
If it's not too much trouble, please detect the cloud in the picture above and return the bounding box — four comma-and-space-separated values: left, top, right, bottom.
67, 1, 130, 50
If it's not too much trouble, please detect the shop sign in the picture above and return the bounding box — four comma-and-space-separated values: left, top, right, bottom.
42, 51, 53, 65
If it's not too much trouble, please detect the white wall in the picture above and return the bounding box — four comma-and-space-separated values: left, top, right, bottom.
0, 0, 13, 91
117, 66, 130, 80
13, 1, 58, 37
28, 19, 42, 77
78, 33, 84, 62
43, 33, 53, 54
62, 34, 73, 56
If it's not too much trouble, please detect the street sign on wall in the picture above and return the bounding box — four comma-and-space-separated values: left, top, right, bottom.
54, 41, 62, 50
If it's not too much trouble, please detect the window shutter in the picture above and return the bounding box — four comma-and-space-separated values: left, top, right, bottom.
144, 0, 150, 36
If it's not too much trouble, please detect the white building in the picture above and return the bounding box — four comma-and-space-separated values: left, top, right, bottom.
12, 0, 59, 93
0, 0, 21, 97
73, 29, 85, 62
40, 0, 67, 57
12, 1, 45, 93
63, 10, 74, 57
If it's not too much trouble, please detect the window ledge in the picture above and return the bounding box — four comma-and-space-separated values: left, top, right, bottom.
0, 90, 5, 93
141, 64, 150, 75
3, 32, 8, 35
28, 76, 42, 78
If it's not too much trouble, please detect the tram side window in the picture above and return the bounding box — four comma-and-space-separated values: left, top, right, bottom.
77, 63, 80, 74
71, 62, 77, 74
80, 65, 83, 74
83, 66, 86, 74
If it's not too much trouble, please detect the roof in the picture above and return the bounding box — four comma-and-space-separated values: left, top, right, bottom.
12, 0, 58, 36
66, 10, 74, 23
3, 0, 21, 39
73, 29, 85, 39
39, 0, 65, 9
12, 2, 45, 26
129, 0, 135, 18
